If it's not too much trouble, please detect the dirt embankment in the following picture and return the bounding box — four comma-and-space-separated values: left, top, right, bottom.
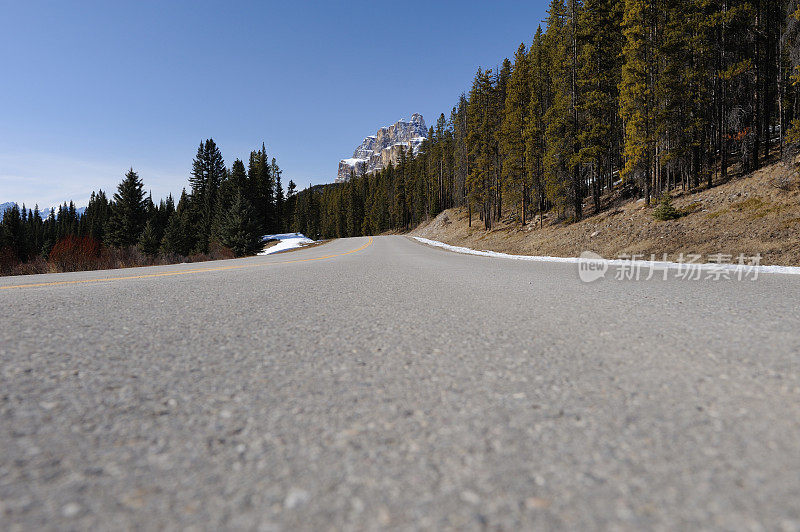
412, 160, 800, 266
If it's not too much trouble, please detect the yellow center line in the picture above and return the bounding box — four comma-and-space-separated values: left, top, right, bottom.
0, 236, 374, 290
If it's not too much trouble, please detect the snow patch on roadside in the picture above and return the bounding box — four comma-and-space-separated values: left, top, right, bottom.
260, 233, 314, 255
412, 237, 800, 276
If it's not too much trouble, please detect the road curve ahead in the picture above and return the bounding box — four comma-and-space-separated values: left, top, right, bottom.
1, 235, 799, 530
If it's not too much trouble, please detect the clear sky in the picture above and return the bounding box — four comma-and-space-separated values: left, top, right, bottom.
1, 0, 549, 208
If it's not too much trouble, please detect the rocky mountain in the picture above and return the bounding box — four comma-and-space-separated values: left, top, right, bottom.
337, 114, 427, 183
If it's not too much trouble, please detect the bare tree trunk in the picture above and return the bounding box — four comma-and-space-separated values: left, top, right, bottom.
719, 0, 728, 186
779, 19, 785, 158
593, 160, 601, 214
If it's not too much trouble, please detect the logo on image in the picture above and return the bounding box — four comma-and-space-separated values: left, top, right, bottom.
578, 251, 608, 282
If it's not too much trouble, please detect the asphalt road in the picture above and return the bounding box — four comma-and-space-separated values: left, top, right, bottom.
1, 235, 799, 530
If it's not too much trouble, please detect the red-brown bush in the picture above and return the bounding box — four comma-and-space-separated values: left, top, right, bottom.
48, 235, 103, 272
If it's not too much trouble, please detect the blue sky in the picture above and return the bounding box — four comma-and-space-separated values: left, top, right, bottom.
1, 0, 549, 208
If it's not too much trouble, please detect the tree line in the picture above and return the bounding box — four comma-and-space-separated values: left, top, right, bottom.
293, 0, 800, 238
5, 1, 800, 271
1, 139, 297, 274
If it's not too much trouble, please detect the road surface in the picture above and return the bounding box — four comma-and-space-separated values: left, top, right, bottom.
1, 236, 799, 530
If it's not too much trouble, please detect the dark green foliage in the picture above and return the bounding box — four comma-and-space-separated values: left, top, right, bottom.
4, 136, 286, 274
189, 139, 226, 252
160, 189, 195, 256
216, 191, 262, 257
80, 190, 111, 242
107, 169, 147, 247
0, 204, 25, 263
138, 218, 162, 255
501, 43, 530, 224
274, 159, 285, 233
249, 146, 276, 234
653, 194, 682, 221
160, 210, 193, 256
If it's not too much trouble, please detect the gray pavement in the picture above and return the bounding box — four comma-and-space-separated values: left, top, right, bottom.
1, 235, 799, 530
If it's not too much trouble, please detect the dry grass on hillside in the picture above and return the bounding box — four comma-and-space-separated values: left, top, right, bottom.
413, 160, 800, 266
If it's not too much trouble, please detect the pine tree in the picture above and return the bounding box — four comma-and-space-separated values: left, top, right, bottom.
685, 0, 716, 188
451, 95, 469, 208
0, 204, 24, 262
620, 0, 657, 204
285, 179, 297, 231
525, 27, 549, 228
578, 0, 623, 212
189, 139, 226, 252
784, 1, 800, 145
229, 159, 248, 194
30, 205, 43, 255
273, 158, 284, 233
430, 113, 452, 213
466, 68, 498, 228
248, 145, 276, 233
501, 43, 531, 224
217, 191, 262, 256
543, 0, 575, 216
107, 169, 147, 247
139, 218, 161, 255
161, 212, 191, 256
81, 190, 111, 242
394, 150, 409, 228
161, 189, 194, 256
494, 58, 512, 220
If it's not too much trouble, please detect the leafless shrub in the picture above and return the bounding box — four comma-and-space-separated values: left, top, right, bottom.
48, 235, 103, 272
3, 239, 237, 277
12, 257, 50, 275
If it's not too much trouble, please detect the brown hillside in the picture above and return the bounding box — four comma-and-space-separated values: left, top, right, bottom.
413, 160, 800, 266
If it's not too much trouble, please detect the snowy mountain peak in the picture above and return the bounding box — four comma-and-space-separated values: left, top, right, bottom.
337, 115, 427, 183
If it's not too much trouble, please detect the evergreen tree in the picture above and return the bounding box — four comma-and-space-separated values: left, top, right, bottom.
525, 28, 549, 227
619, 0, 657, 204
578, 0, 623, 211
543, 0, 573, 216
494, 58, 513, 220
0, 204, 24, 262
466, 68, 498, 228
249, 145, 276, 233
217, 190, 262, 256
785, 2, 800, 144
161, 189, 194, 256
452, 95, 469, 207
273, 158, 285, 233
107, 169, 147, 247
189, 139, 226, 251
545, 0, 584, 219
139, 218, 161, 255
80, 190, 111, 242
501, 43, 531, 224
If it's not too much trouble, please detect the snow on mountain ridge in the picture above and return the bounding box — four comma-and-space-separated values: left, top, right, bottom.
0, 202, 87, 221
337, 114, 427, 183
